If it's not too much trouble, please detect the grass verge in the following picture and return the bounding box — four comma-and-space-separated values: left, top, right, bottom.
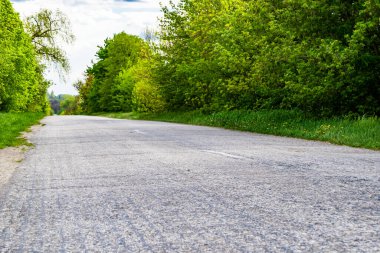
0, 112, 45, 149
93, 110, 380, 150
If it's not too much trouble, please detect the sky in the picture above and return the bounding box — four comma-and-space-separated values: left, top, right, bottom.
10, 0, 175, 95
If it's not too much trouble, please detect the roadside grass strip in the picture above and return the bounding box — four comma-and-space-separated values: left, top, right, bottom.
94, 110, 380, 150
0, 112, 45, 149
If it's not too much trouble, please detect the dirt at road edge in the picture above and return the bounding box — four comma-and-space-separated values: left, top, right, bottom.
0, 124, 43, 188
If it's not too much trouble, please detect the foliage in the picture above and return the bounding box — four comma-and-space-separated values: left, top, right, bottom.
130, 59, 166, 112
0, 0, 50, 112
0, 112, 45, 148
48, 92, 79, 115
73, 75, 93, 113
155, 0, 380, 116
24, 8, 75, 76
58, 94, 79, 115
77, 32, 165, 113
96, 110, 380, 150
85, 33, 144, 112
48, 91, 60, 114
78, 0, 379, 117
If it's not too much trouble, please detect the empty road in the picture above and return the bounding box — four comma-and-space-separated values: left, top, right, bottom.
0, 116, 379, 252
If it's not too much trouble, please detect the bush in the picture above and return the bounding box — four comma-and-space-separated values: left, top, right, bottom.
132, 81, 166, 113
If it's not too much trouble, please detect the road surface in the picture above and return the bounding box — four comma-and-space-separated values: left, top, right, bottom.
0, 116, 379, 252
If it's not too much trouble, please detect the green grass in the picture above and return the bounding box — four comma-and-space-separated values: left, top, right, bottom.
94, 110, 380, 150
0, 112, 45, 149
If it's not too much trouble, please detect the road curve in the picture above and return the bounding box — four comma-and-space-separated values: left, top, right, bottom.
0, 116, 379, 252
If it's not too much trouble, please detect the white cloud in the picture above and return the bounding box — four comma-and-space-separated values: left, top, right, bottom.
10, 0, 175, 95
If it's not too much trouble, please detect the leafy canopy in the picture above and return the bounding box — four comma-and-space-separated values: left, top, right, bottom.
0, 0, 49, 112
24, 9, 75, 76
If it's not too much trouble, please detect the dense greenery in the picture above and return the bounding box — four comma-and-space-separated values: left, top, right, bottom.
0, 112, 45, 148
48, 92, 78, 115
78, 0, 379, 118
95, 110, 380, 150
76, 32, 165, 113
0, 1, 74, 113
0, 0, 49, 112
155, 0, 379, 116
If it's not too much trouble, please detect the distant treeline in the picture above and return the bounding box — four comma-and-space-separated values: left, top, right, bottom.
48, 92, 79, 115
75, 0, 379, 117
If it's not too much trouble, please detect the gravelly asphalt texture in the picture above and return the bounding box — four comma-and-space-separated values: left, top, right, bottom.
0, 116, 379, 252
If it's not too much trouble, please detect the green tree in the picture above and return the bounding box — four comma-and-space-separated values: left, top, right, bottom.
58, 94, 78, 115
0, 0, 49, 112
78, 0, 379, 116
48, 91, 60, 114
131, 58, 166, 113
155, 0, 379, 116
86, 32, 151, 112
73, 74, 93, 113
24, 9, 75, 76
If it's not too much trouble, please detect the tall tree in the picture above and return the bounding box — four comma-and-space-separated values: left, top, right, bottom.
24, 9, 75, 76
155, 0, 379, 116
0, 0, 49, 112
86, 32, 147, 112
73, 74, 93, 113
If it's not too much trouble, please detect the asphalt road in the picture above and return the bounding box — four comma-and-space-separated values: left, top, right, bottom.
0, 116, 379, 252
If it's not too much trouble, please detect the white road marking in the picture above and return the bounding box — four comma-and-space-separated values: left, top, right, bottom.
132, 130, 146, 135
201, 150, 246, 160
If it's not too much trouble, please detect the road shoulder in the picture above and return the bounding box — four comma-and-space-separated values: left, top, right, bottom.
0, 124, 42, 188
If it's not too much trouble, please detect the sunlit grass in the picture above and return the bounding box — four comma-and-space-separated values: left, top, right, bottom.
0, 112, 45, 149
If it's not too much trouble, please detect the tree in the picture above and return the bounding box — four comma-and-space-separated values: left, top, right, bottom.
24, 9, 75, 75
0, 0, 49, 112
58, 94, 78, 115
128, 58, 166, 113
76, 0, 379, 116
155, 0, 379, 116
48, 91, 60, 114
86, 32, 149, 112
73, 74, 93, 113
